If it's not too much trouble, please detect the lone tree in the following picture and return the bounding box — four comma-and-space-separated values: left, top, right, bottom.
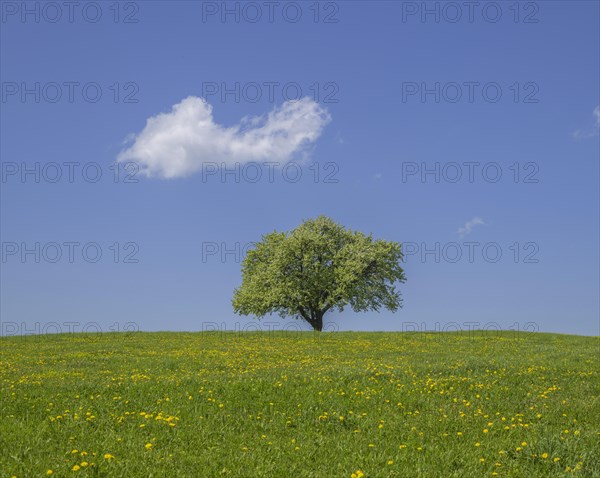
232, 216, 406, 331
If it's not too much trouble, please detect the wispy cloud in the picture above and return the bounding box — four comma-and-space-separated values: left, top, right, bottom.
117, 96, 331, 178
572, 106, 600, 140
457, 217, 485, 238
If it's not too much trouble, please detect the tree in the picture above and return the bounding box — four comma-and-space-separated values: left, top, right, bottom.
232, 216, 406, 331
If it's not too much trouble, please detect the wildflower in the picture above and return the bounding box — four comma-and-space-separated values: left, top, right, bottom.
479, 458, 485, 463
72, 465, 80, 471
387, 460, 393, 465
475, 443, 481, 447
521, 441, 527, 447
483, 429, 489, 433
541, 453, 548, 459
80, 462, 88, 468
145, 443, 153, 450
47, 471, 53, 476
553, 457, 561, 463
104, 454, 114, 460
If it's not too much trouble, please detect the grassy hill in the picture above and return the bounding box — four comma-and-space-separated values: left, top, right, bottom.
1, 331, 598, 477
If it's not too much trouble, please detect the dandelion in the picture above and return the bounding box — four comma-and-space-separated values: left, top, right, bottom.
387, 460, 394, 465
483, 429, 489, 433
104, 454, 114, 460
47, 471, 53, 475
521, 441, 527, 447
145, 443, 153, 450
541, 453, 548, 459
475, 443, 481, 447
72, 465, 80, 471
479, 458, 485, 463
553, 457, 561, 463
80, 462, 88, 468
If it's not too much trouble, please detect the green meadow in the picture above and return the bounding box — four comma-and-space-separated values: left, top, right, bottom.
1, 331, 598, 477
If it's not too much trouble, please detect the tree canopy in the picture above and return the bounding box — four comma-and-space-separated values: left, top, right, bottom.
232, 216, 406, 331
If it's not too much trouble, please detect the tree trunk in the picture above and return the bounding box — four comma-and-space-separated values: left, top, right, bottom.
312, 311, 324, 332
298, 308, 324, 331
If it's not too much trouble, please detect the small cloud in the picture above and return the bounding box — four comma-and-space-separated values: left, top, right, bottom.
457, 217, 485, 238
117, 96, 331, 178
572, 106, 600, 140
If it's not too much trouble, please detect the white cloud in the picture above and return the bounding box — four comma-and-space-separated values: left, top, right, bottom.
457, 217, 485, 238
117, 96, 331, 178
572, 106, 600, 140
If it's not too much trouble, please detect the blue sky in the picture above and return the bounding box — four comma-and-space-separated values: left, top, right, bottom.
1, 1, 598, 336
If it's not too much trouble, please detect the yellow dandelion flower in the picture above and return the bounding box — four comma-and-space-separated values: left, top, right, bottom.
145, 443, 153, 450
553, 457, 561, 463
47, 471, 53, 476
387, 460, 394, 465
541, 453, 548, 459
104, 454, 114, 460
72, 465, 80, 471
80, 462, 88, 467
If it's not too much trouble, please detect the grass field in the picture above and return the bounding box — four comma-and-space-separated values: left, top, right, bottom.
1, 331, 598, 477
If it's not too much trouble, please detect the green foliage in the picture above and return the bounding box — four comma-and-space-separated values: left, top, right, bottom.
232, 216, 406, 330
